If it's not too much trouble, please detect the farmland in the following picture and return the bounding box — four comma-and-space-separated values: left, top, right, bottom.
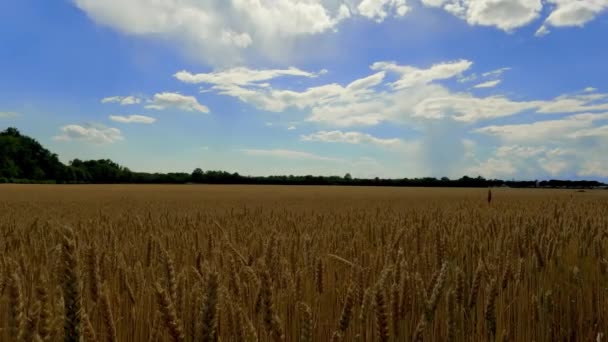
0, 185, 607, 341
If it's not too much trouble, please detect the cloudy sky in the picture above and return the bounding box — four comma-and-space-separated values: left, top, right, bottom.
1, 0, 608, 179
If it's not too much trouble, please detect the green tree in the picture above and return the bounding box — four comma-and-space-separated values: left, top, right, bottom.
191, 168, 204, 183
0, 127, 65, 180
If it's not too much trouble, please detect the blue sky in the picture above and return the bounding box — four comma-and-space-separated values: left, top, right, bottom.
1, 0, 608, 179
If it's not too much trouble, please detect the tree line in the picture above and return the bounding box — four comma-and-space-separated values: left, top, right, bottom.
0, 127, 604, 188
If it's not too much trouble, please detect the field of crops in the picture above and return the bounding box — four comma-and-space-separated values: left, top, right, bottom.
0, 184, 607, 341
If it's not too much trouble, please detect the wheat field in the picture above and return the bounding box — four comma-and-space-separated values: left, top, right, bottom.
0, 184, 607, 341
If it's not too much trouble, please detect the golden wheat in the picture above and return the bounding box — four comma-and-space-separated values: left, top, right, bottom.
0, 185, 606, 341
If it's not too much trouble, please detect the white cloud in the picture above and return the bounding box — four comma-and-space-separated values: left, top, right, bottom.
175, 67, 324, 86
537, 0, 608, 36
422, 0, 448, 6
188, 61, 475, 126
466, 0, 542, 31
287, 125, 297, 130
578, 159, 608, 178
464, 108, 608, 179
109, 114, 156, 124
229, 0, 354, 40
346, 71, 386, 91
307, 98, 391, 126
240, 59, 608, 179
239, 148, 341, 162
536, 93, 608, 113
422, 0, 543, 31
214, 83, 334, 112
482, 67, 511, 78
585, 87, 598, 92
544, 0, 608, 27
202, 69, 385, 113
458, 73, 478, 83
220, 30, 253, 48
495, 145, 546, 158
371, 59, 472, 89
473, 79, 501, 88
73, 0, 412, 65
54, 124, 124, 144
0, 111, 19, 118
301, 130, 403, 147
467, 158, 517, 178
474, 112, 608, 142
174, 59, 608, 128
539, 158, 570, 176
413, 91, 608, 122
459, 67, 509, 84
101, 95, 141, 105
146, 92, 209, 113
567, 125, 608, 138
413, 94, 536, 121
466, 144, 578, 178
535, 25, 551, 36
357, 0, 410, 22
72, 0, 608, 65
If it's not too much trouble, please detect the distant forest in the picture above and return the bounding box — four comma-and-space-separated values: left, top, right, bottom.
0, 127, 604, 188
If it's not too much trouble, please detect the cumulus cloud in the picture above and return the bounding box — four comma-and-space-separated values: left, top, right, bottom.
467, 158, 518, 178
422, 0, 543, 31
291, 88, 389, 125
371, 59, 472, 89
181, 66, 385, 113
175, 67, 324, 86
73, 0, 412, 65
423, 0, 607, 35
358, 0, 410, 22
536, 93, 608, 113
537, 0, 608, 36
579, 159, 608, 178
54, 124, 124, 144
101, 95, 141, 105
307, 96, 395, 126
171, 58, 608, 179
567, 124, 608, 139
301, 130, 403, 147
473, 79, 501, 88
109, 114, 156, 124
146, 92, 209, 113
220, 30, 253, 48
0, 111, 19, 118
177, 61, 477, 126
239, 148, 342, 162
413, 91, 608, 122
466, 144, 578, 178
467, 109, 608, 179
413, 94, 536, 121
474, 112, 608, 142
304, 65, 608, 179
495, 145, 547, 158
73, 0, 607, 64
213, 83, 341, 112
180, 60, 608, 126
